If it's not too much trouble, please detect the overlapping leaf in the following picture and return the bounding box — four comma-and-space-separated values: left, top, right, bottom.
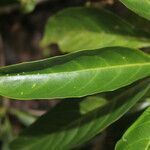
41, 7, 150, 52
120, 0, 150, 20
0, 47, 150, 100
0, 0, 36, 13
10, 79, 150, 150
115, 106, 150, 150
10, 109, 37, 126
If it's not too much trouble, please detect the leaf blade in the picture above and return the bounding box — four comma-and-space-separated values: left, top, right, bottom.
10, 79, 150, 150
115, 106, 150, 150
0, 47, 150, 100
120, 0, 150, 20
41, 7, 150, 52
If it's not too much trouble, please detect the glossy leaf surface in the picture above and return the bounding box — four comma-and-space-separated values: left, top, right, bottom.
41, 7, 150, 52
0, 47, 150, 100
10, 79, 150, 150
120, 0, 150, 20
116, 106, 150, 150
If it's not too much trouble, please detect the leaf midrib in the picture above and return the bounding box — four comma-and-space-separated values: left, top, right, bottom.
1, 62, 149, 77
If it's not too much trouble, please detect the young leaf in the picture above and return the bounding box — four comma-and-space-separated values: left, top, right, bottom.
0, 47, 150, 100
41, 7, 150, 52
115, 106, 150, 150
10, 79, 150, 150
120, 0, 150, 21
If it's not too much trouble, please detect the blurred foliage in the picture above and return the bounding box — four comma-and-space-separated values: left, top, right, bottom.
0, 0, 36, 13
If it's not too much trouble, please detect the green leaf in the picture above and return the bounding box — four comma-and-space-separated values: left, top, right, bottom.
120, 0, 150, 21
10, 108, 37, 126
10, 79, 150, 150
0, 47, 150, 100
41, 7, 150, 53
79, 96, 107, 114
20, 0, 36, 13
0, 0, 36, 13
0, 117, 13, 150
118, 10, 150, 33
115, 106, 150, 150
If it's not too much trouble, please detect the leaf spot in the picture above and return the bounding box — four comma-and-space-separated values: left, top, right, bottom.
20, 92, 24, 95
32, 83, 37, 88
